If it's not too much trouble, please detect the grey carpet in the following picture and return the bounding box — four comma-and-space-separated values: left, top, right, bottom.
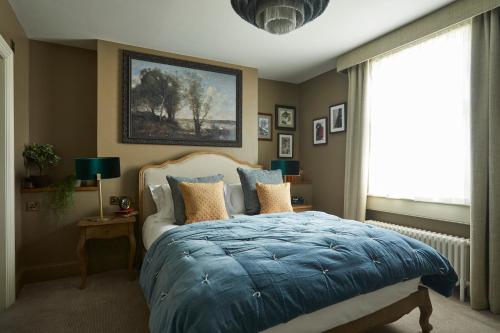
1, 270, 499, 333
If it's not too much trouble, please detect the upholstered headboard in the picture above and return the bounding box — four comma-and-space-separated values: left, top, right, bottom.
138, 151, 261, 226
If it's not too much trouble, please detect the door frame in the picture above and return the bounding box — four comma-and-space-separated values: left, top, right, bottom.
0, 34, 16, 309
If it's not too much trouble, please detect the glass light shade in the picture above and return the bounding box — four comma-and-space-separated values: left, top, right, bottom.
231, 0, 330, 35
256, 0, 305, 35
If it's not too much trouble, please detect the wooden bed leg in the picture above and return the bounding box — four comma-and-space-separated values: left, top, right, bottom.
418, 286, 433, 333
325, 286, 434, 333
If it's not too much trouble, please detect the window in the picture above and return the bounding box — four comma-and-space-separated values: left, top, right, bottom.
367, 23, 471, 207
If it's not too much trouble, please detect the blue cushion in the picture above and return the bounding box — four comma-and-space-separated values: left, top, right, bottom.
167, 174, 224, 225
237, 168, 283, 215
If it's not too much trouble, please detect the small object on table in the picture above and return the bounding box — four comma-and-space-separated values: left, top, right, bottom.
292, 204, 313, 213
291, 195, 305, 205
119, 196, 131, 210
77, 215, 136, 289
284, 175, 303, 183
115, 208, 138, 218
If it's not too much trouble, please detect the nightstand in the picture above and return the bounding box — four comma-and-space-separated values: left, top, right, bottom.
292, 204, 313, 212
77, 215, 136, 289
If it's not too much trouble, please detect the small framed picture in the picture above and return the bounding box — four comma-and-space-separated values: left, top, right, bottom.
258, 113, 273, 141
313, 117, 328, 145
278, 133, 294, 158
275, 105, 296, 131
330, 103, 346, 133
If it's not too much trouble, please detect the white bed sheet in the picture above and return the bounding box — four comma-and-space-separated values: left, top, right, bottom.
142, 214, 177, 250
142, 215, 421, 332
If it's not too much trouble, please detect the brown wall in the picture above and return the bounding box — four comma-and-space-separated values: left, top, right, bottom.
258, 79, 300, 168
0, 0, 30, 272
4, 2, 469, 285
299, 69, 349, 216
20, 191, 99, 283
29, 40, 97, 181
96, 40, 259, 215
11, 38, 260, 286
17, 41, 99, 282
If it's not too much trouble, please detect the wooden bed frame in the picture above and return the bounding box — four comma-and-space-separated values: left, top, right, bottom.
137, 152, 434, 333
137, 151, 261, 255
327, 286, 433, 333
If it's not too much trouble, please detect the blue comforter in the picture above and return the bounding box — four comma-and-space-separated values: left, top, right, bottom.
140, 212, 457, 333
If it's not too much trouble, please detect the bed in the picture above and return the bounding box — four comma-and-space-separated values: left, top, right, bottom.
138, 152, 457, 333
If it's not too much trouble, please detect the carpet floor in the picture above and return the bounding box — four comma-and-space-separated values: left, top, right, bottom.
1, 270, 499, 333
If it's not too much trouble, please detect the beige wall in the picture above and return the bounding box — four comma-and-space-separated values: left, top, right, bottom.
258, 79, 300, 168
29, 40, 97, 181
96, 40, 258, 215
299, 69, 349, 217
0, 0, 30, 273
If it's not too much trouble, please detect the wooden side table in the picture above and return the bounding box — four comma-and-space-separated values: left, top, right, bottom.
77, 215, 136, 289
292, 204, 313, 212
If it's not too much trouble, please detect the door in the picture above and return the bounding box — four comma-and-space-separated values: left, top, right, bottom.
0, 34, 15, 309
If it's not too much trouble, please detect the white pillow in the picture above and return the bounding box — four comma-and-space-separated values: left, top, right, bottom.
224, 183, 246, 216
148, 184, 175, 219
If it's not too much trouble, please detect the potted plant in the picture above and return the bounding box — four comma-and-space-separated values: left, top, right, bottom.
23, 143, 61, 188
50, 175, 77, 212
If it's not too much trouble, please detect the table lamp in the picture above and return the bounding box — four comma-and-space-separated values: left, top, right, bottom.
271, 160, 300, 182
75, 157, 120, 222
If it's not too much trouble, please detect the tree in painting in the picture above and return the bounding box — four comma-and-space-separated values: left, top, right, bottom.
127, 56, 239, 145
185, 73, 214, 136
131, 68, 181, 124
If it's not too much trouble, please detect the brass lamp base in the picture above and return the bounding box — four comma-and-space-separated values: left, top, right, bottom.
88, 216, 111, 223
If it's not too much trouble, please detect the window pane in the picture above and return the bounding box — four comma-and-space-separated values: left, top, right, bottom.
367, 23, 471, 205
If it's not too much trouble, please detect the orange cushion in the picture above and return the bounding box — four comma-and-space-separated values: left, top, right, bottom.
179, 181, 229, 224
256, 182, 293, 214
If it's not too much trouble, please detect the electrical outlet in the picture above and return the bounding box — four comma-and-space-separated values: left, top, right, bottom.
110, 196, 120, 205
26, 201, 40, 212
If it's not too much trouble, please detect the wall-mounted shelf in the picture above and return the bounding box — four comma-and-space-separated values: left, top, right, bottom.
21, 186, 98, 193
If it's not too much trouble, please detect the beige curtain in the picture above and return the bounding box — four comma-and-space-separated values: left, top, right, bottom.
470, 7, 500, 314
343, 62, 370, 221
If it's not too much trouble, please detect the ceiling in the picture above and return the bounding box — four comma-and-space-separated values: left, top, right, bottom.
9, 0, 455, 83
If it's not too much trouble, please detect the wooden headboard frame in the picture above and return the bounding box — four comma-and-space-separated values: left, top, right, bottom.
138, 151, 261, 228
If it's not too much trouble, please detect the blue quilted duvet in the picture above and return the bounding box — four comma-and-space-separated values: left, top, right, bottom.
140, 212, 457, 333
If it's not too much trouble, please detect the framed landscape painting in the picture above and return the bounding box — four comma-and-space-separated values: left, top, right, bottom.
122, 50, 242, 147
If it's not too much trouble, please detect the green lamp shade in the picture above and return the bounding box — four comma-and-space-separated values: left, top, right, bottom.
271, 160, 300, 176
75, 157, 120, 180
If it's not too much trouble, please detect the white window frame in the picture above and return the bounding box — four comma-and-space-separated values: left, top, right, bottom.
366, 22, 472, 224
367, 196, 470, 225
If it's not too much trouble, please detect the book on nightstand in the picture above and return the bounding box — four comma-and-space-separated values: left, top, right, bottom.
114, 209, 138, 218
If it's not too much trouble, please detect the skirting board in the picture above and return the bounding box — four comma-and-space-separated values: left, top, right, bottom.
18, 261, 80, 288
17, 251, 134, 291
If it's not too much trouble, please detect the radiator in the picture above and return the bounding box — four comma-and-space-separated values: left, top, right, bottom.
365, 220, 470, 302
